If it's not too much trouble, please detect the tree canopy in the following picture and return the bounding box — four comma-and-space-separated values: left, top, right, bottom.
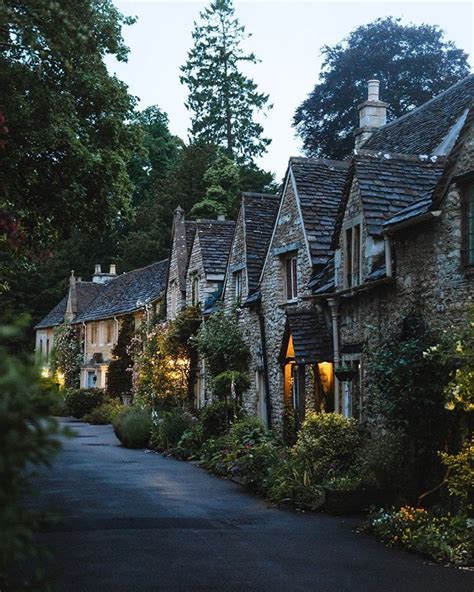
293, 17, 470, 160
0, 0, 139, 251
180, 0, 271, 163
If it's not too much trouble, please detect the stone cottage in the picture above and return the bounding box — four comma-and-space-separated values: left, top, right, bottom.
258, 158, 348, 427
36, 260, 168, 389
311, 75, 474, 418
221, 192, 279, 425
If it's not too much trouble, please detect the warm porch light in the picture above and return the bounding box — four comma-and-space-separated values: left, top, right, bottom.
41, 367, 50, 378
317, 362, 333, 395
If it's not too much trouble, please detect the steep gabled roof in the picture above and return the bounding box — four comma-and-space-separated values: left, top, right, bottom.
243, 193, 280, 294
290, 158, 349, 267
185, 221, 197, 256
193, 219, 236, 275
73, 259, 168, 323
363, 75, 474, 155
35, 282, 103, 329
333, 152, 445, 239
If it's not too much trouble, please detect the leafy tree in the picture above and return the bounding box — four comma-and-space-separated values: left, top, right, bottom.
180, 0, 271, 163
0, 0, 139, 250
106, 316, 135, 399
50, 322, 82, 389
190, 152, 240, 218
294, 17, 470, 159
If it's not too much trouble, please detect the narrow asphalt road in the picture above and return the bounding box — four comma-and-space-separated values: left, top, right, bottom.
30, 419, 473, 592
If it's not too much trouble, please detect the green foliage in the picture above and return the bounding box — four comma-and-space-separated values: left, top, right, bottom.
50, 322, 82, 389
211, 371, 250, 405
282, 400, 298, 446
294, 17, 470, 159
190, 152, 241, 218
0, 0, 140, 248
180, 0, 271, 163
176, 423, 205, 460
82, 400, 123, 425
194, 309, 249, 379
106, 316, 135, 399
150, 408, 195, 451
440, 437, 474, 514
113, 407, 152, 449
371, 507, 473, 566
269, 412, 360, 508
200, 399, 243, 440
47, 388, 69, 417
64, 388, 104, 419
0, 325, 65, 587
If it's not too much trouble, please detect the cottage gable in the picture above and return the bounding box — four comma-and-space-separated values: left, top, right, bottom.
185, 219, 235, 312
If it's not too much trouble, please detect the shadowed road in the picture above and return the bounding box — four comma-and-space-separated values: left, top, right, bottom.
31, 419, 473, 591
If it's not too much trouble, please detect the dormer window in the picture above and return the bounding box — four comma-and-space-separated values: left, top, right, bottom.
284, 254, 298, 302
234, 270, 242, 302
344, 223, 362, 288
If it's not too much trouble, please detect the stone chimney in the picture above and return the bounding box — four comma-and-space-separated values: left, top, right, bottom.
109, 263, 117, 276
217, 214, 226, 221
65, 270, 77, 321
354, 80, 388, 149
92, 263, 116, 284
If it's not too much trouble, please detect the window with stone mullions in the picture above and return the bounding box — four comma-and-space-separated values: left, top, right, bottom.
344, 224, 362, 288
285, 254, 298, 302
234, 270, 242, 302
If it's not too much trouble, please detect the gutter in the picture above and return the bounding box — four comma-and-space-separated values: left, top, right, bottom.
256, 300, 272, 429
383, 211, 441, 236
304, 276, 395, 302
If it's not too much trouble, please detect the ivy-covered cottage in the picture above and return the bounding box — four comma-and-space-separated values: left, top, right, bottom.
221, 192, 279, 424
36, 260, 168, 389
311, 75, 474, 418
258, 158, 348, 427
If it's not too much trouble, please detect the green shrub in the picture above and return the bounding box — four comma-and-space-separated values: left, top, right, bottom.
440, 436, 474, 514
211, 370, 250, 404
201, 399, 243, 440
371, 506, 473, 566
199, 435, 232, 476
232, 440, 282, 495
48, 388, 69, 417
150, 408, 194, 451
64, 388, 104, 418
176, 423, 205, 459
268, 412, 359, 508
113, 407, 152, 448
229, 416, 268, 446
83, 400, 123, 425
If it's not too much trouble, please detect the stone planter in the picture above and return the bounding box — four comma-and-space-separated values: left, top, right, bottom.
323, 488, 394, 515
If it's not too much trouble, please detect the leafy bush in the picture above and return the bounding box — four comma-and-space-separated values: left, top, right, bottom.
50, 322, 82, 389
0, 326, 66, 587
150, 408, 194, 451
440, 436, 474, 514
106, 316, 134, 399
232, 440, 282, 495
211, 370, 250, 405
201, 399, 243, 440
371, 506, 473, 566
47, 388, 69, 417
113, 407, 152, 448
64, 388, 104, 418
199, 435, 232, 476
268, 412, 359, 508
83, 400, 123, 425
176, 423, 205, 459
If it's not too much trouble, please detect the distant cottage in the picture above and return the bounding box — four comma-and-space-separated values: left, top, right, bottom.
36, 74, 474, 427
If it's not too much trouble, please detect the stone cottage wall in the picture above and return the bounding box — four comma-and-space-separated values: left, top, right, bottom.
260, 178, 315, 427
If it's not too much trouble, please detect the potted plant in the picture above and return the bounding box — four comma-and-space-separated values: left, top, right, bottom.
335, 365, 358, 382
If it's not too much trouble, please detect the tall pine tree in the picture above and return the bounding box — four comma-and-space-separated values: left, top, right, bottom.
180, 0, 271, 164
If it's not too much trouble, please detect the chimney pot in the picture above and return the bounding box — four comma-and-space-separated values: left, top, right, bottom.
94, 264, 101, 274
109, 263, 117, 275
217, 214, 226, 221
367, 79, 380, 101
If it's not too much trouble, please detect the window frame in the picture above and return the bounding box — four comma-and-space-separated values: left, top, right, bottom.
284, 253, 298, 303
343, 219, 363, 289
234, 269, 243, 302
461, 179, 474, 269
90, 323, 98, 345
191, 274, 199, 307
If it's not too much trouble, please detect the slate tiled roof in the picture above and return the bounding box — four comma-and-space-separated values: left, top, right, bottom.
290, 158, 349, 267
383, 196, 432, 230
243, 193, 280, 294
35, 282, 103, 329
195, 219, 236, 275
185, 221, 197, 256
286, 308, 333, 364
308, 258, 335, 295
73, 259, 168, 323
336, 153, 446, 237
363, 75, 474, 155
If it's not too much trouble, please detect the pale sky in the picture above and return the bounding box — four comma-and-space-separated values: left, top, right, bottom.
107, 0, 473, 178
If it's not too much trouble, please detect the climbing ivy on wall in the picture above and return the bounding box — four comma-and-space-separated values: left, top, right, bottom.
50, 322, 82, 389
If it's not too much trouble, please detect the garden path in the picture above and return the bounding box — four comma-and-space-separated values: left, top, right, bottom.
31, 419, 473, 591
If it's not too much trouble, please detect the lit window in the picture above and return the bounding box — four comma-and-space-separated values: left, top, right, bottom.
284, 254, 298, 302
234, 270, 242, 302
463, 183, 474, 266
344, 224, 362, 288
